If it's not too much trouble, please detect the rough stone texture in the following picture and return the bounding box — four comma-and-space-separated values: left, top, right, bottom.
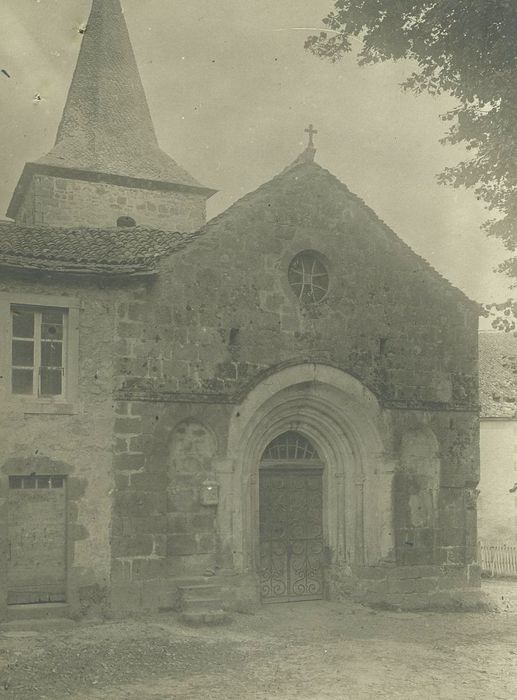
115, 163, 478, 407
0, 160, 481, 618
107, 161, 480, 611
0, 272, 140, 619
15, 173, 206, 232
0, 0, 481, 619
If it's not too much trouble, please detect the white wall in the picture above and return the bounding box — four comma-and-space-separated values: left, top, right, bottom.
478, 420, 517, 543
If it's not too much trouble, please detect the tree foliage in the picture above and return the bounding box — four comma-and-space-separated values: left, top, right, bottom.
306, 1, 517, 306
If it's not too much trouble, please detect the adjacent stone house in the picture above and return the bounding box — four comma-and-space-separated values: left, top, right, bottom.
0, 0, 483, 620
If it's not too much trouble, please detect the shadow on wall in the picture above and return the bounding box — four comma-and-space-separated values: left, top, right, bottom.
394, 427, 440, 565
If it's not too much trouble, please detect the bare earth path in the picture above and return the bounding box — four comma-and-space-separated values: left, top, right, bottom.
1, 581, 517, 700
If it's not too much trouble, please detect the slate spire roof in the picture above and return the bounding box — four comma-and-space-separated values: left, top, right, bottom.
7, 0, 214, 219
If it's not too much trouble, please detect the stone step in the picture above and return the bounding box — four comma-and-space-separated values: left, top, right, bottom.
7, 603, 70, 622
178, 583, 222, 598
179, 610, 230, 627
182, 596, 223, 612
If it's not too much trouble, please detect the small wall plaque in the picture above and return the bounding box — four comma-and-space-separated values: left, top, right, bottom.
200, 479, 219, 506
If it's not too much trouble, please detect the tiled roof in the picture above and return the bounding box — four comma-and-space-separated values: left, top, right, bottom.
0, 222, 196, 275
479, 332, 517, 418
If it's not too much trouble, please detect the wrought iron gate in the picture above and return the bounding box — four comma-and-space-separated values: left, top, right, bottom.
259, 468, 324, 602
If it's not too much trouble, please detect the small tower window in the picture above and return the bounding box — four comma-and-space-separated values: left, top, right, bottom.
117, 216, 136, 228
288, 250, 329, 304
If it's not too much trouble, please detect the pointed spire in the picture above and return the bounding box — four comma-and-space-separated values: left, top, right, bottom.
35, 0, 208, 191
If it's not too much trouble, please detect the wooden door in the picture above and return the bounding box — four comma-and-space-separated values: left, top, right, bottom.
259, 468, 324, 602
8, 475, 67, 604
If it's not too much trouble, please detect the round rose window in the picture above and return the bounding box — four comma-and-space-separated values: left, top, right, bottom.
288, 251, 329, 304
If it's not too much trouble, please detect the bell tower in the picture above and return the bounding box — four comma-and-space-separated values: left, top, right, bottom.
7, 0, 215, 230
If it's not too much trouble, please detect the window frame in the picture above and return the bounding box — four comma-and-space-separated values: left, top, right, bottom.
11, 305, 67, 399
0, 293, 80, 409
287, 250, 330, 305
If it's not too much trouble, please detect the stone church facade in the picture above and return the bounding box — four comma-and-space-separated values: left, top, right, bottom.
0, 0, 482, 620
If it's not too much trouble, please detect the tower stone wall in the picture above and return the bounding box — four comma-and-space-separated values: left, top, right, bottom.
16, 173, 207, 231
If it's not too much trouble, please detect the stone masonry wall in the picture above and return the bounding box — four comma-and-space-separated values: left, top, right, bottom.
109, 162, 480, 609
115, 163, 479, 407
110, 397, 234, 614
0, 271, 140, 619
16, 173, 207, 232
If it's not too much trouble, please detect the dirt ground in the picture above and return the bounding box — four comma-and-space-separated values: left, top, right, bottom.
1, 581, 517, 700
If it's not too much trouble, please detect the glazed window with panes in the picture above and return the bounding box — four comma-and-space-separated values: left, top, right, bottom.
11, 306, 67, 398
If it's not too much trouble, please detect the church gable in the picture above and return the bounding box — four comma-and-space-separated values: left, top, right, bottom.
115, 160, 478, 408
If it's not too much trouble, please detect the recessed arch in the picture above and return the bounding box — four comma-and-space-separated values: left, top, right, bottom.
225, 364, 395, 595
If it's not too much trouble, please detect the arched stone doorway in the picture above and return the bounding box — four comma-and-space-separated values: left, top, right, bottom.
224, 364, 394, 601
259, 431, 324, 602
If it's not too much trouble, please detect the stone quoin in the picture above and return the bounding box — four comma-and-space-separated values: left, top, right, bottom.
0, 0, 483, 619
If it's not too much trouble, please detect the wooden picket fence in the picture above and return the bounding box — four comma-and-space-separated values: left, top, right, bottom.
478, 542, 517, 578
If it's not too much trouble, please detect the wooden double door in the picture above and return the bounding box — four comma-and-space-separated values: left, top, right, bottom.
259, 467, 324, 602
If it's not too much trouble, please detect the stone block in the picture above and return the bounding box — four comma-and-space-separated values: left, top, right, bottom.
115, 490, 167, 517
129, 434, 154, 452
111, 535, 154, 558
114, 473, 129, 490
437, 565, 468, 590
153, 534, 167, 556
167, 513, 190, 533
114, 417, 143, 435
436, 546, 465, 565
130, 515, 167, 535
117, 321, 143, 339
355, 566, 389, 580
388, 576, 438, 595
111, 559, 132, 585
167, 534, 198, 556
468, 564, 482, 587
190, 512, 216, 531
196, 532, 216, 554
131, 472, 168, 491
168, 490, 198, 512
131, 558, 169, 581
113, 437, 130, 454
358, 578, 389, 595
388, 565, 439, 580
111, 517, 124, 537
113, 453, 145, 471
438, 527, 465, 547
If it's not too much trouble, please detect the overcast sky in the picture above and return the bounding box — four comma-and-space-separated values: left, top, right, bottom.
0, 0, 512, 307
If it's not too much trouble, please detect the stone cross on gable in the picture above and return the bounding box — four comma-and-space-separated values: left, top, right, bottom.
305, 124, 318, 148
